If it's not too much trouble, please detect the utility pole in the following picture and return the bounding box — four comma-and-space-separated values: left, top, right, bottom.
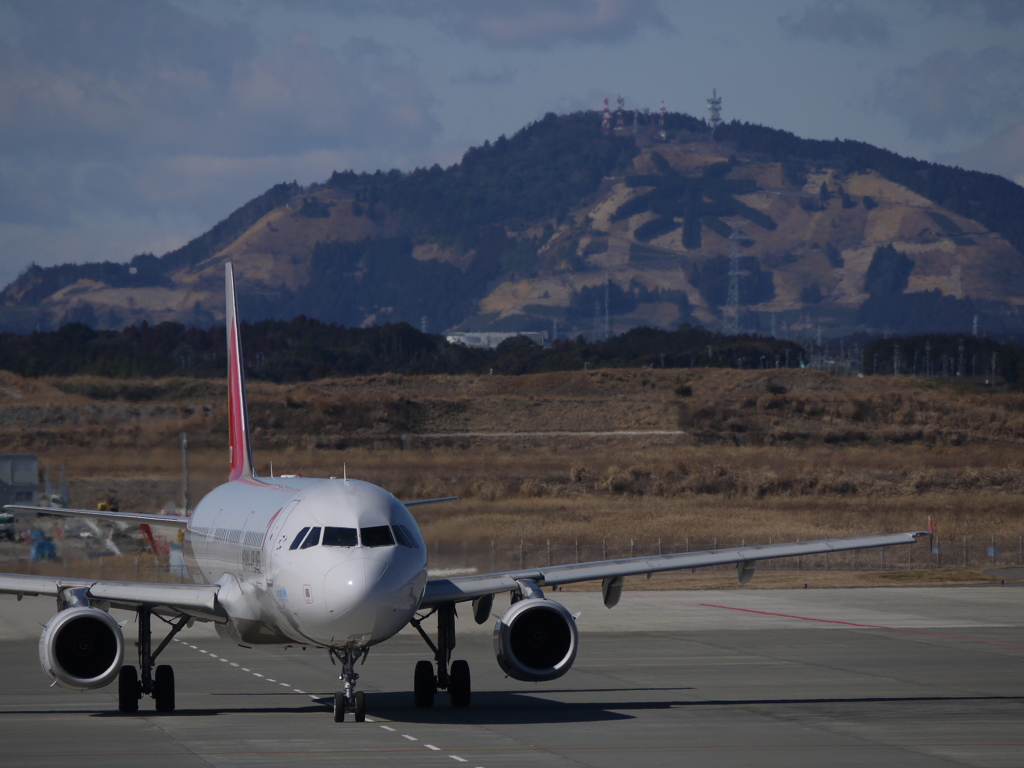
180, 432, 190, 512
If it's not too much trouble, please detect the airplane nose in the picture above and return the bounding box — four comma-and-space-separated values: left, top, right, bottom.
324, 559, 367, 600
317, 551, 416, 644
323, 558, 390, 603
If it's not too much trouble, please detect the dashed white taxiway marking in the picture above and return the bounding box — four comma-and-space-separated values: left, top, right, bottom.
175, 641, 488, 765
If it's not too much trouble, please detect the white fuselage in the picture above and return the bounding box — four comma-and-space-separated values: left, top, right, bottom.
181, 477, 428, 649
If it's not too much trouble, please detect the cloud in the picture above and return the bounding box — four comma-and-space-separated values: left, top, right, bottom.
924, 0, 1024, 25
780, 1, 890, 47
438, 0, 671, 49
938, 121, 1024, 185
450, 66, 517, 86
0, 0, 441, 259
271, 0, 671, 49
876, 46, 1024, 142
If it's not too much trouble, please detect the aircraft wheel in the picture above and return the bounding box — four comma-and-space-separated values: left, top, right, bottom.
353, 690, 366, 722
154, 664, 175, 712
118, 665, 139, 713
413, 660, 435, 708
333, 692, 346, 722
449, 660, 471, 707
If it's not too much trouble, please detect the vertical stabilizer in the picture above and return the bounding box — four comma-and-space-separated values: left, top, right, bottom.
225, 263, 255, 481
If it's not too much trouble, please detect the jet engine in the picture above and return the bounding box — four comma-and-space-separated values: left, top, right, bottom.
38, 607, 125, 690
493, 598, 578, 682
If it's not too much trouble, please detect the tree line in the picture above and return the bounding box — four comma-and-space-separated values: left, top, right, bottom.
5, 317, 1024, 385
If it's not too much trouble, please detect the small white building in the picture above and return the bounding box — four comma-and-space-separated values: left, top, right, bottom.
446, 331, 548, 349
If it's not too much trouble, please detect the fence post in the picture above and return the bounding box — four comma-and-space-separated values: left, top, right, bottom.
547, 539, 551, 567
602, 539, 606, 560
658, 538, 662, 556
630, 539, 634, 559
575, 539, 579, 563
686, 537, 689, 553
991, 535, 995, 566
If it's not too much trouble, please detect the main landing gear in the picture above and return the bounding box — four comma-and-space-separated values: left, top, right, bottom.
118, 607, 190, 713
410, 603, 471, 708
330, 648, 367, 722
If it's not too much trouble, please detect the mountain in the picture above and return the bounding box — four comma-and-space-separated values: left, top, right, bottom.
3, 111, 1023, 338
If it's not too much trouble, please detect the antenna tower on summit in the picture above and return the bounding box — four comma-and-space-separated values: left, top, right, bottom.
601, 98, 611, 133
614, 96, 626, 132
707, 88, 722, 130
658, 100, 667, 140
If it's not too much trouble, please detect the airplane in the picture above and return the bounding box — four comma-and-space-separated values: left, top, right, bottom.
1, 263, 926, 722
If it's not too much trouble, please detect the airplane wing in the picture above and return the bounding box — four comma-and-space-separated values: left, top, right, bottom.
420, 531, 926, 608
0, 573, 224, 621
402, 496, 459, 507
3, 504, 189, 529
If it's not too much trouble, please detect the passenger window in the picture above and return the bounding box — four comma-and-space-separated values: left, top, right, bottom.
323, 527, 358, 547
393, 524, 419, 549
300, 527, 321, 549
361, 525, 395, 547
289, 527, 310, 550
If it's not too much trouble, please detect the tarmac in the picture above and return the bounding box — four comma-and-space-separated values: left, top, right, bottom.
1, 585, 1023, 767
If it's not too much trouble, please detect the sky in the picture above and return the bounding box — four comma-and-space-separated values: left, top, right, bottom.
1, 0, 1022, 289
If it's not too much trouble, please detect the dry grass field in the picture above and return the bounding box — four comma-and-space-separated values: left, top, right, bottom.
2, 366, 1024, 585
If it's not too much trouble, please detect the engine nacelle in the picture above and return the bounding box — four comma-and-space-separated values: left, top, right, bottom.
38, 607, 124, 690
493, 597, 578, 682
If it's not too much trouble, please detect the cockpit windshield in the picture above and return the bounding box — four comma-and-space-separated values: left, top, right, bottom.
290, 523, 415, 550
361, 525, 395, 547
323, 527, 358, 547
393, 524, 419, 548
300, 527, 321, 549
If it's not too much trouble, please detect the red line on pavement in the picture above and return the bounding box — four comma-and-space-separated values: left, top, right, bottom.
643, 595, 1024, 649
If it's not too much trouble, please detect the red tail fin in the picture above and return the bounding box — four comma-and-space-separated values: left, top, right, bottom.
225, 263, 255, 481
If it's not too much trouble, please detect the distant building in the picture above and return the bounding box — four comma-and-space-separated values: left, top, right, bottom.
0, 453, 37, 506
446, 331, 548, 349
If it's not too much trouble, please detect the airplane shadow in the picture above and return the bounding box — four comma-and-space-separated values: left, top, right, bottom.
361, 692, 1024, 726
10, 691, 1016, 723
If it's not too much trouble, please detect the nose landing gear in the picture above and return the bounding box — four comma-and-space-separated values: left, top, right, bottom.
330, 647, 367, 722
